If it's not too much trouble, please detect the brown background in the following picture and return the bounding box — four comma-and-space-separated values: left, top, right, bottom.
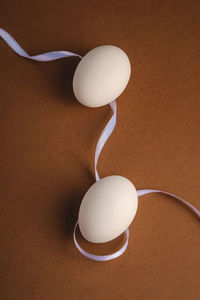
0, 1, 200, 299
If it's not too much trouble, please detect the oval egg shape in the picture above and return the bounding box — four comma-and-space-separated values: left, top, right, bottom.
73, 45, 131, 107
78, 175, 138, 243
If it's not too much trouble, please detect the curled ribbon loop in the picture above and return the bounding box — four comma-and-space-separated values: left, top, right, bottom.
1, 28, 199, 262
73, 222, 129, 261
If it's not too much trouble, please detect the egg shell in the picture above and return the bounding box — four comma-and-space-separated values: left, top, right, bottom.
73, 45, 131, 107
78, 175, 138, 243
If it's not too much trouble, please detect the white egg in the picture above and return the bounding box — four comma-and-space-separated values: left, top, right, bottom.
78, 175, 138, 243
73, 45, 131, 107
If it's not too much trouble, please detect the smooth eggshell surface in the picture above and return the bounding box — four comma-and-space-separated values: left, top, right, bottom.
78, 175, 138, 243
73, 45, 131, 107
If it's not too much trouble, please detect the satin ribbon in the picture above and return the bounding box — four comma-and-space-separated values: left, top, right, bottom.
1, 28, 199, 262
0, 27, 81, 61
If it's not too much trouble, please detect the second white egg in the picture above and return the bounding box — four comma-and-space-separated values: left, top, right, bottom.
78, 175, 138, 243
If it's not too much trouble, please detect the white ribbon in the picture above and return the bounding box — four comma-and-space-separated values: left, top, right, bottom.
137, 189, 200, 217
0, 27, 81, 61
1, 28, 199, 262
95, 100, 117, 181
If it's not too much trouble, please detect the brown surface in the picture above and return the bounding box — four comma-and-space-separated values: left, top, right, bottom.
0, 1, 200, 299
